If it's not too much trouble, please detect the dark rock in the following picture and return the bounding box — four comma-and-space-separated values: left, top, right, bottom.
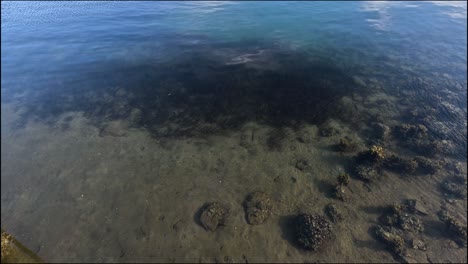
243, 191, 273, 225
295, 214, 332, 251
199, 202, 229, 231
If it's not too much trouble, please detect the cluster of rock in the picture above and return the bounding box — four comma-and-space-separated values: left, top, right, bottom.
198, 191, 274, 232
374, 200, 427, 261
198, 191, 335, 252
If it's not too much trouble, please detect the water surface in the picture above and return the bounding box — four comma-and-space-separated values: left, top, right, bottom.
1, 1, 467, 263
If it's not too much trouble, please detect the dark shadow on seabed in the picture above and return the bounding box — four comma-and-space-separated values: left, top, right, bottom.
1, 38, 367, 138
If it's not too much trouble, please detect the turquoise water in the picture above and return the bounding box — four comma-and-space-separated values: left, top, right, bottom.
1, 1, 467, 263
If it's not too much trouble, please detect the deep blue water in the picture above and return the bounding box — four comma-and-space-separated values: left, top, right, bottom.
1, 1, 467, 141
2, 1, 466, 98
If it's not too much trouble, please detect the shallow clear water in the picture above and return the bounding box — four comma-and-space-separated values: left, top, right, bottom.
1, 1, 467, 263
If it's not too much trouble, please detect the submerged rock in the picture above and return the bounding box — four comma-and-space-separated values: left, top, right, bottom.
295, 159, 310, 171
199, 202, 229, 231
403, 199, 429, 216
398, 213, 424, 233
414, 156, 443, 175
383, 155, 418, 175
356, 145, 385, 165
320, 127, 339, 137
325, 204, 343, 223
373, 123, 391, 141
337, 173, 351, 186
438, 210, 467, 247
295, 214, 332, 251
394, 124, 428, 140
411, 239, 427, 251
99, 120, 128, 137
379, 201, 424, 233
332, 184, 348, 201
375, 225, 407, 259
355, 164, 379, 183
243, 191, 273, 225
337, 136, 358, 152
441, 175, 467, 199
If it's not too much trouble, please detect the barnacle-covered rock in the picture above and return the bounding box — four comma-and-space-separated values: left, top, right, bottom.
199, 202, 229, 231
295, 214, 332, 251
243, 191, 273, 225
